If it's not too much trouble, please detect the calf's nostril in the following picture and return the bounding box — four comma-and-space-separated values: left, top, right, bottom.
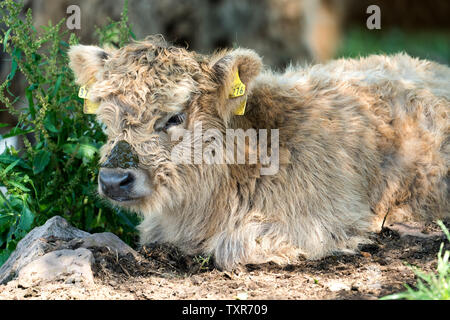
119, 173, 134, 187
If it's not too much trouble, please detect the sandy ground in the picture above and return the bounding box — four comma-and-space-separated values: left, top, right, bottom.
0, 221, 448, 300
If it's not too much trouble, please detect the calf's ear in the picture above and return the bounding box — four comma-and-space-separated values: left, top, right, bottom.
68, 45, 109, 85
211, 48, 262, 120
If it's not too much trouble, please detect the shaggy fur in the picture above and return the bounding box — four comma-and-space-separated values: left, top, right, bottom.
68, 37, 449, 270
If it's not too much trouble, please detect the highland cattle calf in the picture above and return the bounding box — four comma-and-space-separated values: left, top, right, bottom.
68, 37, 449, 270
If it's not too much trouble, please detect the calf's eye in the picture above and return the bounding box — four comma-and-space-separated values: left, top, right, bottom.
164, 113, 186, 130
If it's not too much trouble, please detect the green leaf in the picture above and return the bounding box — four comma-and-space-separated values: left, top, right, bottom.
7, 58, 17, 81
32, 149, 51, 174
25, 86, 36, 119
59, 40, 70, 48
17, 206, 34, 234
2, 28, 11, 51
44, 112, 59, 133
7, 48, 21, 81
2, 127, 35, 139
50, 74, 63, 99
5, 238, 17, 252
0, 215, 14, 234
7, 180, 31, 192
2, 159, 20, 175
63, 142, 98, 163
62, 143, 78, 155
0, 153, 31, 170
0, 249, 12, 267
79, 143, 98, 161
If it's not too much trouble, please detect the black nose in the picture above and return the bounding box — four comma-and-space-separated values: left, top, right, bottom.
99, 169, 135, 201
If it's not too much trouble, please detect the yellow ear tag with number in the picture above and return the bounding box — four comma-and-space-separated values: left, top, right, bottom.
229, 70, 246, 115
78, 85, 100, 114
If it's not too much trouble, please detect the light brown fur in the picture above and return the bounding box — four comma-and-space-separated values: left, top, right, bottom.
68, 37, 449, 270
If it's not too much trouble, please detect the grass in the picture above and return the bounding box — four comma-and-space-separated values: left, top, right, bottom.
381, 220, 450, 300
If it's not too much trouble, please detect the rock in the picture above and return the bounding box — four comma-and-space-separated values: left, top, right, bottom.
235, 292, 248, 300
0, 216, 89, 284
0, 216, 142, 287
327, 281, 351, 292
351, 281, 363, 291
71, 232, 139, 259
367, 282, 382, 291
17, 248, 94, 288
387, 222, 443, 239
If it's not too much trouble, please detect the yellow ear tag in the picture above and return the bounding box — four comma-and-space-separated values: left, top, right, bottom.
229, 70, 246, 115
234, 97, 247, 116
78, 85, 100, 114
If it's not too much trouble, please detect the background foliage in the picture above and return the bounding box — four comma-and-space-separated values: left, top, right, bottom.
0, 0, 139, 266
337, 27, 450, 65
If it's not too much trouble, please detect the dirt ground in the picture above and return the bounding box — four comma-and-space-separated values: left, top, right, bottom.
0, 221, 448, 300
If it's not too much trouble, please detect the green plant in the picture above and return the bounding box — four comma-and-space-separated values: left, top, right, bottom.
381, 220, 450, 300
94, 0, 135, 48
0, 0, 139, 266
193, 255, 213, 271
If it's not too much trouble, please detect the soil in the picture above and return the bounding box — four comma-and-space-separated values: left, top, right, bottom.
0, 221, 448, 300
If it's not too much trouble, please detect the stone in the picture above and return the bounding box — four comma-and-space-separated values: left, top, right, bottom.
71, 232, 139, 259
388, 222, 443, 239
0, 216, 90, 284
0, 216, 142, 287
367, 282, 382, 291
351, 281, 363, 291
17, 248, 94, 288
327, 281, 351, 292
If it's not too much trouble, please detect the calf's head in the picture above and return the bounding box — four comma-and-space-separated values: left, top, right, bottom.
68, 37, 262, 213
